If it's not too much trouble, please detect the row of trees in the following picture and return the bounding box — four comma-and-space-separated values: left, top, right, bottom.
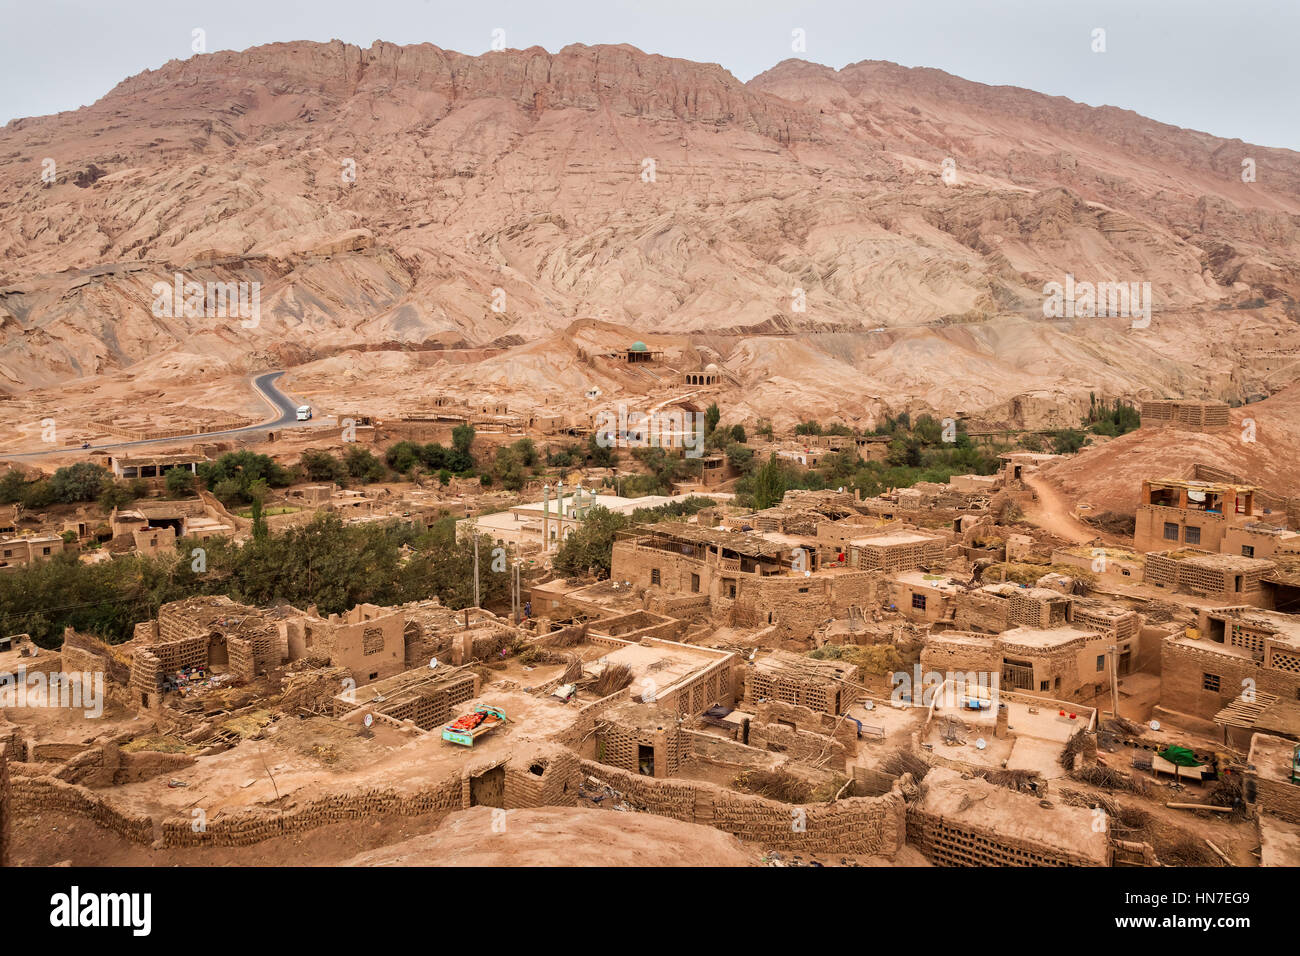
0, 512, 511, 647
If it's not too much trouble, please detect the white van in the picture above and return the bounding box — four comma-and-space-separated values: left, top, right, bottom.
296, 405, 312, 421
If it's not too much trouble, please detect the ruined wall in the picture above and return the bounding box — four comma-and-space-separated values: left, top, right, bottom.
733, 571, 880, 641
580, 760, 906, 857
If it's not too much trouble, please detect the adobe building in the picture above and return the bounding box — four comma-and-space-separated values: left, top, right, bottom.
844, 530, 946, 573
1144, 548, 1276, 607
907, 767, 1110, 866
1139, 399, 1231, 433
682, 363, 722, 387
593, 701, 689, 778
611, 522, 882, 639
1245, 733, 1300, 824
286, 604, 407, 686
1161, 606, 1300, 720
108, 452, 205, 481
920, 624, 1112, 700
742, 650, 860, 716
0, 533, 64, 571
1134, 477, 1258, 554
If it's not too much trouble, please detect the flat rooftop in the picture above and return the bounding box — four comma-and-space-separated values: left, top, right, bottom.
851, 531, 941, 547
915, 767, 1109, 862
1000, 625, 1101, 649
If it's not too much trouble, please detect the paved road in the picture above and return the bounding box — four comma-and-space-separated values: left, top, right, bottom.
2, 370, 328, 461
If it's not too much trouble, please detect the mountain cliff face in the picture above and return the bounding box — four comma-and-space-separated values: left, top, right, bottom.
0, 40, 1297, 430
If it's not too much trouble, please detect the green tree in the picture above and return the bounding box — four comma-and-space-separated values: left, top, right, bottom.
164, 467, 195, 498
749, 454, 788, 510
705, 403, 721, 435
50, 462, 110, 503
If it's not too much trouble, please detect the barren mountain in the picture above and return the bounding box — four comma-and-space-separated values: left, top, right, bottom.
1, 39, 1298, 430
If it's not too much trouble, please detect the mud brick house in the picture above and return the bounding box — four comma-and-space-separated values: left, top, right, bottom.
1245, 733, 1300, 824
844, 530, 946, 573
1139, 399, 1231, 433
286, 603, 407, 686
611, 522, 882, 640
907, 767, 1110, 866
0, 533, 64, 571
593, 701, 689, 778
1144, 548, 1276, 607
129, 596, 283, 707
1162, 607, 1300, 720
920, 624, 1112, 700
742, 650, 860, 716
1134, 478, 1259, 554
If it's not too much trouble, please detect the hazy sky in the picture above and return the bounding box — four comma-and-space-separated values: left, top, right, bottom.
2, 0, 1297, 150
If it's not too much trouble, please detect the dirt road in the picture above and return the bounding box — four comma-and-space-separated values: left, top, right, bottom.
1021, 472, 1102, 545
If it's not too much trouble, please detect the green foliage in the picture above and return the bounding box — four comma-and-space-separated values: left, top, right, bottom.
553, 497, 714, 579
300, 449, 347, 484
198, 451, 291, 505
705, 403, 721, 435
1084, 396, 1141, 437
164, 467, 195, 497
1049, 428, 1088, 455
343, 446, 387, 483
49, 462, 110, 503
746, 453, 788, 510
729, 424, 746, 444
725, 442, 754, 474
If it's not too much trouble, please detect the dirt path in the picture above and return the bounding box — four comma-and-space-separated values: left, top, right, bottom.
1021, 473, 1103, 545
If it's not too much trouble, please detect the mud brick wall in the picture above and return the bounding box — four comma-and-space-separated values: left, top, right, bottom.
1161, 639, 1300, 719
733, 571, 880, 640
550, 688, 632, 748
129, 648, 164, 702
747, 720, 848, 770
1254, 774, 1300, 824
0, 744, 9, 866
953, 592, 1010, 633
160, 777, 468, 848
62, 631, 131, 685
10, 775, 155, 845
755, 700, 859, 753
580, 760, 906, 856
906, 806, 1107, 866
919, 638, 999, 676
228, 636, 257, 682
661, 655, 735, 718
503, 745, 581, 808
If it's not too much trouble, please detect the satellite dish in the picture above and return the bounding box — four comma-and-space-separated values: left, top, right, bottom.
975, 738, 987, 750
429, 657, 439, 669
363, 713, 373, 728
1149, 720, 1161, 731
863, 700, 875, 711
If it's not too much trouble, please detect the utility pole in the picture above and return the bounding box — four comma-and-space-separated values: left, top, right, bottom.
1108, 644, 1121, 721
473, 533, 480, 608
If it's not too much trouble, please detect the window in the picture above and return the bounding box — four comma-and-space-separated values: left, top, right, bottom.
1039, 680, 1050, 691
690, 573, 700, 593
1163, 522, 1179, 541
362, 626, 384, 656
1202, 673, 1220, 692
1096, 655, 1105, 672
1242, 545, 1254, 558
650, 568, 660, 586
727, 581, 737, 599
911, 593, 927, 610
1184, 526, 1201, 545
